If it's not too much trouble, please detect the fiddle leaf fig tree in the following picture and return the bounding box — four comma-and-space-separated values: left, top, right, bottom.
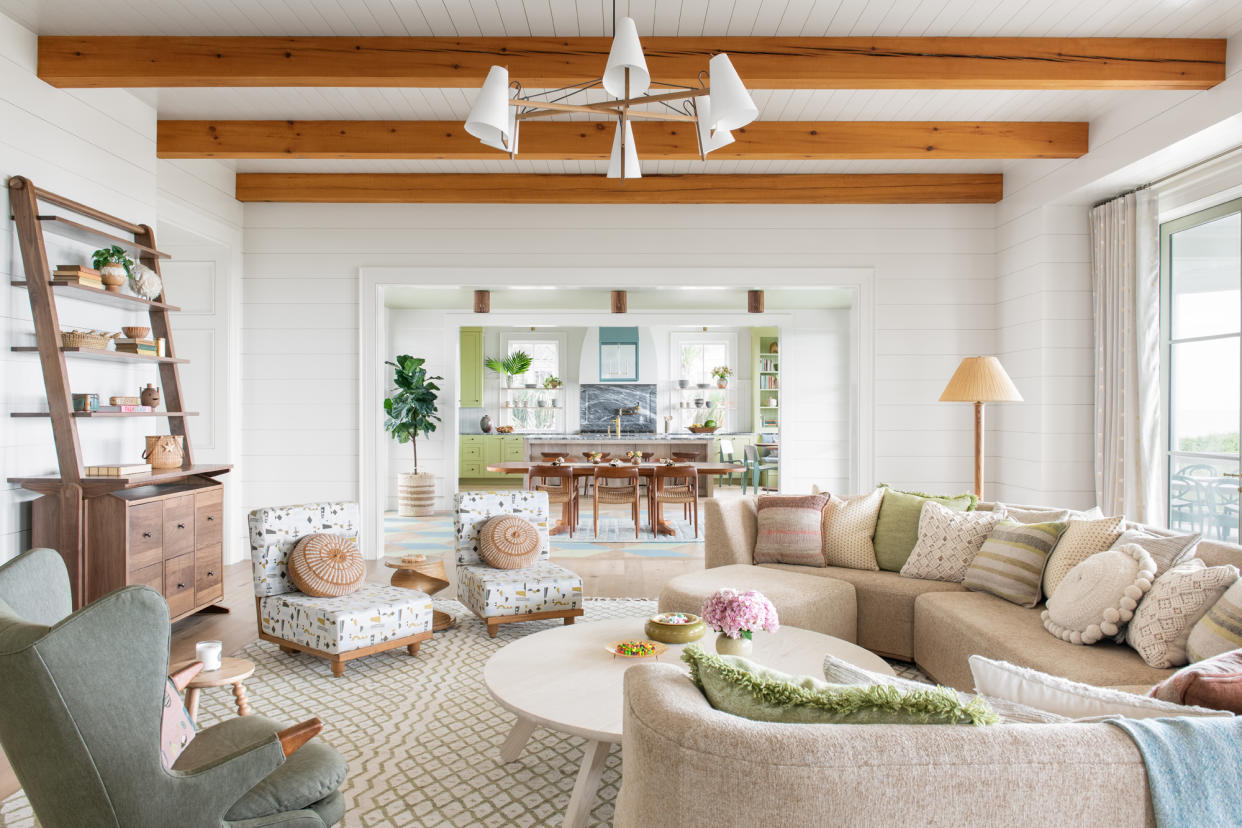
383, 355, 442, 475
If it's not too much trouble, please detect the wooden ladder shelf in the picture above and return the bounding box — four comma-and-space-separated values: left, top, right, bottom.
7, 176, 231, 613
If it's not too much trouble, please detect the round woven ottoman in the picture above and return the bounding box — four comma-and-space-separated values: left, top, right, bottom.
659, 564, 858, 643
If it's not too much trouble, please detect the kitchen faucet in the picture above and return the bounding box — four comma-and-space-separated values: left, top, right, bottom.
607, 403, 641, 437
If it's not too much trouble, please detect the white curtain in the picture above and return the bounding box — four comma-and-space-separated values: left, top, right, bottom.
1090, 190, 1162, 523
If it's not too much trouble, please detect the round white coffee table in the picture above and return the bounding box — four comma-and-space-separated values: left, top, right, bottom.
484, 617, 893, 828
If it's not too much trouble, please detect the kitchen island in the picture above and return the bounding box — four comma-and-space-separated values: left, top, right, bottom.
524, 434, 735, 463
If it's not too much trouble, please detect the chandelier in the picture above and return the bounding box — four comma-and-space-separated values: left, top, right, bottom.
462, 17, 758, 179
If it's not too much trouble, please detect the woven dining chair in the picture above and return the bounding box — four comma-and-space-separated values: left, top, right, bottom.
649, 464, 700, 538
526, 464, 579, 535
593, 465, 642, 539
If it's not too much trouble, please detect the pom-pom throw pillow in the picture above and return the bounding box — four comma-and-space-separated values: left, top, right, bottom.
1042, 543, 1155, 645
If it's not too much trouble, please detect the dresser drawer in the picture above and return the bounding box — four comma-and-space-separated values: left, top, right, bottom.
163, 553, 195, 618
130, 562, 163, 592
194, 544, 223, 605
195, 488, 223, 547
461, 461, 483, 477
163, 495, 195, 558
129, 502, 164, 570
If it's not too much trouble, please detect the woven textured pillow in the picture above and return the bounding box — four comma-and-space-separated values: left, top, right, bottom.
1042, 543, 1156, 645
1110, 529, 1199, 579
1127, 559, 1240, 668
1187, 580, 1242, 663
821, 489, 884, 571
479, 515, 541, 569
754, 493, 830, 567
1042, 514, 1125, 599
899, 501, 1005, 583
963, 519, 1067, 608
289, 533, 365, 597
872, 486, 977, 572
1150, 649, 1242, 713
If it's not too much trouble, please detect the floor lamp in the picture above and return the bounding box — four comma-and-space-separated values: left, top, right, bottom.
939, 356, 1022, 501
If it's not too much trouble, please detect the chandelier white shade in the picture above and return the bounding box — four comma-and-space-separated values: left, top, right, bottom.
462, 17, 755, 176
602, 17, 650, 98
464, 65, 515, 152
707, 54, 758, 132
607, 120, 641, 179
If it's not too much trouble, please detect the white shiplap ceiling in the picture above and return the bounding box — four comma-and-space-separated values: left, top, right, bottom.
5, 0, 1240, 179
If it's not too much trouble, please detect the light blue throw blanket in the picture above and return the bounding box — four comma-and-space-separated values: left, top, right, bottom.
1107, 716, 1242, 826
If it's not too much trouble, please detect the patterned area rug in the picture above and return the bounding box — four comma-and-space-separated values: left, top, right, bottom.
566, 515, 703, 543
0, 598, 927, 827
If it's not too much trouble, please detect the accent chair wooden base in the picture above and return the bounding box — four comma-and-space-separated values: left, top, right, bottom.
259, 627, 433, 677
480, 608, 585, 639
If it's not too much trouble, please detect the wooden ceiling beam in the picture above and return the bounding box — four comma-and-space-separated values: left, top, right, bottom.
40, 36, 1224, 90
158, 120, 1087, 160
233, 173, 1003, 204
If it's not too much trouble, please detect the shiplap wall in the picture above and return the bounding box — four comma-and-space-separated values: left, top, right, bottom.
993, 203, 1096, 509
0, 13, 161, 562
242, 201, 996, 516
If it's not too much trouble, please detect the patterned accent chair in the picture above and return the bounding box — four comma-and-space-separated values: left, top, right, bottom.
454, 490, 584, 638
249, 501, 434, 676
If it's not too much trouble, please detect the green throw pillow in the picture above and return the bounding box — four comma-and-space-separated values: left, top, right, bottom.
872, 486, 978, 572
681, 644, 998, 725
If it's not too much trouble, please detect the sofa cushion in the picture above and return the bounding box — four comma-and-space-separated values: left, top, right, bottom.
900, 502, 1005, 583
914, 590, 1176, 692
872, 487, 977, 572
762, 563, 964, 660
259, 583, 433, 654
753, 493, 829, 567
457, 562, 582, 619
659, 564, 857, 643
1042, 514, 1125, 599
821, 489, 883, 571
1127, 559, 1239, 668
1188, 580, 1242, 663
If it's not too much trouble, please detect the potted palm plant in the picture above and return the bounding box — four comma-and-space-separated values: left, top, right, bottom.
484, 350, 533, 388
383, 354, 442, 517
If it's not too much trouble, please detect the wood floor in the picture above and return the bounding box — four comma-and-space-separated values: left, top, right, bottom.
0, 545, 703, 801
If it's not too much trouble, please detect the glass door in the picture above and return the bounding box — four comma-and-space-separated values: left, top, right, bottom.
1162, 198, 1242, 542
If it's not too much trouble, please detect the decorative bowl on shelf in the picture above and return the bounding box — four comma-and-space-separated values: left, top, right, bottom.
677, 379, 690, 389
495, 426, 515, 433
122, 326, 150, 339
687, 425, 719, 434
605, 639, 668, 659
645, 612, 707, 644
696, 382, 712, 390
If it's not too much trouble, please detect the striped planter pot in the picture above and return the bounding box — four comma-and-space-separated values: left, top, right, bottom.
398, 472, 436, 517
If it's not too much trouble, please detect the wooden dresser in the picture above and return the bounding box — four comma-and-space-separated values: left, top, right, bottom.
76, 479, 225, 620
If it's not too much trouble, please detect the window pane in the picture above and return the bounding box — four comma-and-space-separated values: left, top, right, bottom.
1170, 337, 1239, 454
1170, 453, 1239, 543
1171, 212, 1241, 340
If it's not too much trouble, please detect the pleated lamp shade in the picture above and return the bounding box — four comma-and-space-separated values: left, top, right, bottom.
695, 96, 735, 154
939, 356, 1023, 403
607, 120, 641, 179
707, 53, 758, 131
603, 17, 650, 98
465, 65, 515, 151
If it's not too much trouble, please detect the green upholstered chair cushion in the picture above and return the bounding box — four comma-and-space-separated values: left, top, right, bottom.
174, 715, 348, 822
681, 644, 997, 725
872, 486, 978, 572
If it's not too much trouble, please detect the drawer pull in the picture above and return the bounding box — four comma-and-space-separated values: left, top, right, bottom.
207, 570, 215, 577
207, 515, 215, 521
177, 582, 186, 589
143, 531, 152, 538
177, 522, 186, 529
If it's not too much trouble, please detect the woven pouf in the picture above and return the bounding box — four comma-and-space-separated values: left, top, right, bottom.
659, 564, 858, 642
289, 533, 366, 597
479, 515, 541, 569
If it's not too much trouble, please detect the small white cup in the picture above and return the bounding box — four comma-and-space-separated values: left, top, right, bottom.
196, 640, 223, 671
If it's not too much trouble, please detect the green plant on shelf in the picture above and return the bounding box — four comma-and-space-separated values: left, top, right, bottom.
91, 245, 133, 277
484, 350, 533, 386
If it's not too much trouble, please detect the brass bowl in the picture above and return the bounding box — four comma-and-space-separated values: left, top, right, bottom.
644, 612, 707, 645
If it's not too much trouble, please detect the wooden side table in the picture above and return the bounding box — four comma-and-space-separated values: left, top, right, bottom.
385, 555, 456, 631
170, 656, 255, 723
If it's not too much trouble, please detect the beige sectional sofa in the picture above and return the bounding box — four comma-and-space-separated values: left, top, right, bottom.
666, 496, 1242, 690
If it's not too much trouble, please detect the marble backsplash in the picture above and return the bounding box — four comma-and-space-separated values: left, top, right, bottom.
579, 383, 656, 432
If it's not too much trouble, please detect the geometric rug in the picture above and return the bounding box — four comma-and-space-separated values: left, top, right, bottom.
0, 597, 928, 828
566, 515, 704, 543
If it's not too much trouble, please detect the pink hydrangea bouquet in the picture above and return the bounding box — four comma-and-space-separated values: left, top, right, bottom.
700, 588, 779, 640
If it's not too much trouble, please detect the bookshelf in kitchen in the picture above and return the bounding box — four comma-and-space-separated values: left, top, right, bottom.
752, 328, 779, 434
7, 176, 229, 617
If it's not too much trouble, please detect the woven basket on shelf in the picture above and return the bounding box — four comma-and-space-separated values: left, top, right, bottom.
686, 425, 719, 434
60, 329, 116, 350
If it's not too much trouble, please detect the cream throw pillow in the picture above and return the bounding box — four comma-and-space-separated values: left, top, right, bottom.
968, 655, 1230, 719
899, 501, 1005, 583
1187, 579, 1242, 663
1127, 559, 1240, 668
821, 489, 884, 571
1109, 529, 1199, 579
1042, 514, 1125, 599
1041, 543, 1155, 645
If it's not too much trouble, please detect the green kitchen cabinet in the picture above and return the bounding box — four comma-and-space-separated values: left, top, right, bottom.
460, 327, 483, 408
483, 437, 503, 476
460, 435, 483, 478
501, 436, 525, 461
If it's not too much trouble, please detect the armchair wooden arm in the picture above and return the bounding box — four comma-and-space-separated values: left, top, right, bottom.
169, 660, 205, 692
277, 717, 323, 757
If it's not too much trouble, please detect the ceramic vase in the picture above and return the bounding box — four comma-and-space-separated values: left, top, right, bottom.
480, 414, 492, 433
140, 383, 160, 407
717, 378, 728, 389
99, 263, 127, 293
714, 632, 752, 657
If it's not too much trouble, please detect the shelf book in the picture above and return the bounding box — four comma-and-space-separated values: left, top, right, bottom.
85, 463, 152, 477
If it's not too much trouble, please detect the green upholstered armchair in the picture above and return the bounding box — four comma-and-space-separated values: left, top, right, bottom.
0, 548, 348, 828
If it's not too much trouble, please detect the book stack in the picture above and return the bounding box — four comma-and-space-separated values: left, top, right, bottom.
114, 337, 158, 356
85, 463, 152, 477
97, 404, 152, 413
53, 265, 102, 289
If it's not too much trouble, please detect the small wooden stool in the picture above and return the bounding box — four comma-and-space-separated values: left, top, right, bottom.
170, 656, 256, 723
385, 555, 456, 631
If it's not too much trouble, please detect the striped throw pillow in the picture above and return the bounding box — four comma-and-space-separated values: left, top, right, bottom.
754, 494, 830, 567
964, 520, 1067, 608
1187, 579, 1242, 664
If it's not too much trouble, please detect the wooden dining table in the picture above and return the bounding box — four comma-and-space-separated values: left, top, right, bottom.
486, 461, 740, 535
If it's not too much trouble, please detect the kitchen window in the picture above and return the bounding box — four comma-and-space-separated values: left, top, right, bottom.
501, 333, 565, 433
